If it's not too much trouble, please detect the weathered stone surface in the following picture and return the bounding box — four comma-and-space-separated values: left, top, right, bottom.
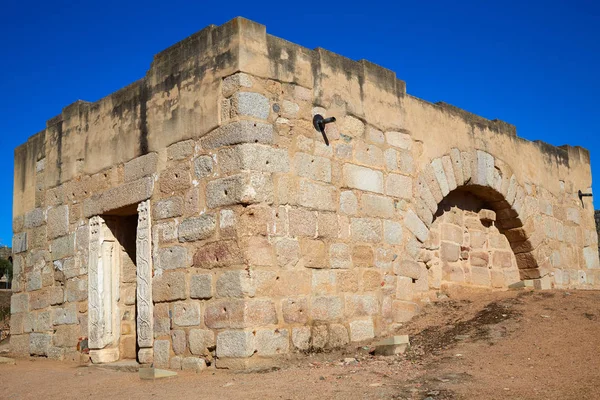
167, 140, 195, 161
193, 240, 245, 268
173, 302, 201, 326
255, 328, 289, 356
216, 330, 255, 358
50, 234, 75, 261
190, 274, 213, 299
232, 92, 270, 119
47, 205, 68, 240
345, 294, 378, 317
153, 340, 170, 369
311, 296, 343, 321
65, 277, 87, 302
153, 272, 186, 302
178, 214, 216, 242
189, 329, 215, 355
158, 246, 189, 270
51, 303, 77, 325
351, 218, 382, 243
206, 172, 274, 208
385, 131, 412, 149
298, 179, 336, 211
384, 220, 403, 245
83, 177, 154, 217
124, 153, 158, 182
153, 197, 184, 220
386, 173, 412, 199
13, 232, 27, 253
201, 120, 274, 149
329, 243, 352, 269
11, 293, 29, 314
30, 333, 52, 356
220, 144, 290, 174
349, 319, 375, 342
294, 152, 331, 182
404, 210, 428, 243
222, 72, 253, 97
343, 164, 383, 194
288, 208, 317, 237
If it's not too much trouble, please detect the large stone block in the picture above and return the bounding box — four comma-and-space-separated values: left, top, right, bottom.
288, 208, 317, 237
47, 205, 69, 240
193, 240, 245, 268
329, 243, 352, 269
216, 330, 255, 358
11, 293, 29, 314
282, 297, 309, 324
65, 277, 87, 302
30, 333, 52, 356
384, 220, 403, 245
206, 172, 274, 208
340, 115, 365, 137
201, 120, 274, 149
173, 302, 201, 327
386, 173, 412, 199
153, 340, 170, 369
343, 164, 383, 194
222, 73, 253, 97
124, 152, 158, 182
255, 329, 289, 356
152, 272, 186, 302
297, 179, 336, 211
220, 144, 290, 174
404, 210, 428, 243
231, 92, 270, 119
300, 239, 326, 269
178, 214, 216, 242
360, 194, 394, 218
53, 325, 80, 348
83, 177, 154, 217
190, 273, 213, 299
349, 319, 375, 342
171, 330, 187, 355
584, 247, 600, 269
153, 197, 184, 220
292, 326, 311, 350
351, 218, 382, 243
24, 208, 45, 229
385, 131, 412, 149
345, 294, 378, 317
158, 246, 189, 271
189, 329, 215, 356
13, 232, 27, 253
311, 296, 343, 322
159, 167, 191, 194
294, 152, 331, 182
51, 303, 77, 325
167, 140, 195, 161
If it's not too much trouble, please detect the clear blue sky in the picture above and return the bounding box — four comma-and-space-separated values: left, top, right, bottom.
1, 0, 599, 245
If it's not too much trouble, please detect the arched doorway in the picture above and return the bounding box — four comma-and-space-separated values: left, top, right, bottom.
406, 149, 544, 290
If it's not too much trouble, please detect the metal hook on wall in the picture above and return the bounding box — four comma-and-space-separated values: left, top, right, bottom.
578, 189, 593, 207
313, 114, 336, 146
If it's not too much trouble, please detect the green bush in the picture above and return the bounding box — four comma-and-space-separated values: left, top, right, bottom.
0, 258, 12, 282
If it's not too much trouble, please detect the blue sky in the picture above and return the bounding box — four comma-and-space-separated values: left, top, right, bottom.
0, 0, 599, 245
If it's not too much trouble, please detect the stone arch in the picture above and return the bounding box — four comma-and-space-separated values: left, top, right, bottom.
405, 148, 543, 281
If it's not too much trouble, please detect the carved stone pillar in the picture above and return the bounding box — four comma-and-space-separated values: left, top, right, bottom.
136, 200, 154, 358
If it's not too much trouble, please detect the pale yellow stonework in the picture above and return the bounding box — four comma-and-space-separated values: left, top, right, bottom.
11, 17, 599, 369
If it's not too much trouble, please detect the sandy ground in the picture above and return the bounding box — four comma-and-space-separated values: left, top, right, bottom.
1, 289, 600, 400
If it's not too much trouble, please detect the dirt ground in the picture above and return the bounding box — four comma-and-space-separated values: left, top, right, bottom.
1, 288, 600, 400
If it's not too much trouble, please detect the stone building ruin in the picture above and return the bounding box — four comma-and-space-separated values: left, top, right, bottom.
11, 17, 599, 369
